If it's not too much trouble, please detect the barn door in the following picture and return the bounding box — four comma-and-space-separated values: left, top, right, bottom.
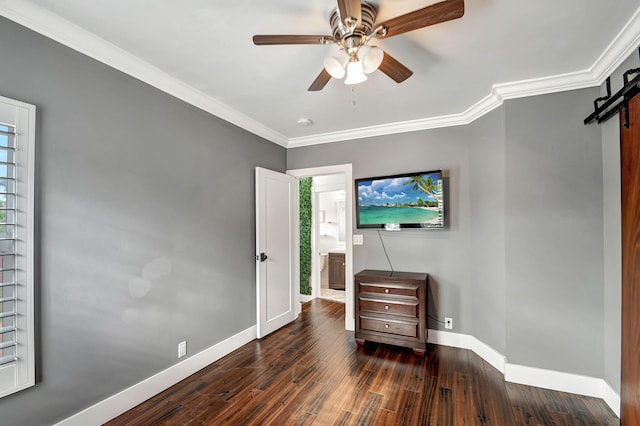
621, 95, 640, 424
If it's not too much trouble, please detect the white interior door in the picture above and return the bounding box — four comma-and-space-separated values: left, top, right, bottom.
255, 167, 298, 338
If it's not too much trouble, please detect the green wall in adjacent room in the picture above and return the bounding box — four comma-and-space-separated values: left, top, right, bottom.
299, 177, 312, 295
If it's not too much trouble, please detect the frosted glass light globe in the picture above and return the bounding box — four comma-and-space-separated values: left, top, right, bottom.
344, 60, 367, 85
360, 46, 384, 74
323, 49, 349, 79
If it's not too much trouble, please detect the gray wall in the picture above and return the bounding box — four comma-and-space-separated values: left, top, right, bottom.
288, 87, 606, 379
469, 107, 508, 354
0, 10, 622, 424
0, 17, 285, 425
288, 123, 476, 335
504, 90, 604, 376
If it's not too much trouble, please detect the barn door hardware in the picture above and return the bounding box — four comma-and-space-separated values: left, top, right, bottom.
585, 47, 640, 128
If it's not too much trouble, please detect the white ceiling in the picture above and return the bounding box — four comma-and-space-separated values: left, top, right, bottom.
2, 0, 640, 147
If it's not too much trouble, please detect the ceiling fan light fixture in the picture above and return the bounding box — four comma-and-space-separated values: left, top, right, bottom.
344, 59, 367, 85
323, 48, 350, 79
254, 0, 466, 91
361, 46, 384, 74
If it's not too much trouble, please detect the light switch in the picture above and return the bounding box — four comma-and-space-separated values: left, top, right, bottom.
353, 234, 363, 245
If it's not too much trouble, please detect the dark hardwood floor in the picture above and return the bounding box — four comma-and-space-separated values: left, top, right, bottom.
106, 299, 618, 425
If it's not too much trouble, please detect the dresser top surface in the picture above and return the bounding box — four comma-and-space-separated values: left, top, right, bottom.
355, 269, 428, 281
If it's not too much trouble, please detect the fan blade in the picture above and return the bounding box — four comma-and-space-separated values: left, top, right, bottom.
376, 0, 464, 39
378, 53, 413, 83
253, 35, 334, 45
308, 70, 332, 91
337, 0, 362, 26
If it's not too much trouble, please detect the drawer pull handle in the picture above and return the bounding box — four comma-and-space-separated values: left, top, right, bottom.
384, 305, 389, 310
384, 324, 390, 329
385, 289, 390, 294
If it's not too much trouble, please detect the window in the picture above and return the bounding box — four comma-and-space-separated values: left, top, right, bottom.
0, 96, 35, 398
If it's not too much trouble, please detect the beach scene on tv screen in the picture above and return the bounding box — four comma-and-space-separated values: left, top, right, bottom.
357, 172, 443, 226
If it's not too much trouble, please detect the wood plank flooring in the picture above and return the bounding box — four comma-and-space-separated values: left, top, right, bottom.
106, 299, 618, 425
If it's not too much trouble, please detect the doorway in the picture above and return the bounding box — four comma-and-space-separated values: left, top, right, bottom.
315, 176, 346, 303
288, 164, 355, 331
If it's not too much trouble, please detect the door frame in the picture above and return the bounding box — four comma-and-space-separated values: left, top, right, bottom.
288, 164, 355, 331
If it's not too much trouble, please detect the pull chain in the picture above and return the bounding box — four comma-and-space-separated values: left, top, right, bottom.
351, 85, 357, 107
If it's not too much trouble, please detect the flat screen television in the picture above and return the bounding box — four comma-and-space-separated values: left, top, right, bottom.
355, 170, 444, 229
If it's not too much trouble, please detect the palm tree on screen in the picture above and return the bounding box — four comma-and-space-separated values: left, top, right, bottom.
404, 176, 438, 196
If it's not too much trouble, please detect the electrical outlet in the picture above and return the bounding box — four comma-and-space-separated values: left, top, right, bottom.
178, 341, 187, 358
353, 234, 363, 245
445, 317, 453, 330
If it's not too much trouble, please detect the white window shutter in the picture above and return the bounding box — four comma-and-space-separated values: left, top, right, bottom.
0, 95, 35, 399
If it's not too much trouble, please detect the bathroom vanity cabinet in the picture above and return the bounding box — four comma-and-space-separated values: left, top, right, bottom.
328, 252, 345, 290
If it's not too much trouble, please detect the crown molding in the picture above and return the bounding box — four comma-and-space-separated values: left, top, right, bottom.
0, 0, 289, 147
288, 6, 640, 148
2, 1, 639, 148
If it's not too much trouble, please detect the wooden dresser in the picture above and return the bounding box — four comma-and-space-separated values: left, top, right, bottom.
354, 269, 428, 355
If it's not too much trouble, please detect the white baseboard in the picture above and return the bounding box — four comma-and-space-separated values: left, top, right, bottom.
346, 317, 355, 332
428, 329, 620, 418
602, 380, 622, 418
427, 328, 474, 350
54, 325, 257, 426
505, 363, 602, 399
55, 325, 620, 424
299, 294, 314, 303
505, 364, 621, 418
427, 329, 506, 374
470, 336, 507, 374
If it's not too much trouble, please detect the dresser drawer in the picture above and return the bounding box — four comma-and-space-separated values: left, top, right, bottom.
359, 298, 419, 318
359, 315, 419, 338
359, 282, 419, 298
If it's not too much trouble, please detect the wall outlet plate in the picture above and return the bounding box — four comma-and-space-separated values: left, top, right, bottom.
178, 341, 187, 358
353, 234, 363, 245
445, 317, 453, 330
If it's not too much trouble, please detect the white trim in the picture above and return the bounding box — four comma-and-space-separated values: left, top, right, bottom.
427, 329, 506, 374
287, 7, 640, 147
2, 1, 639, 148
292, 175, 302, 318
602, 381, 622, 418
505, 364, 620, 417
0, 0, 288, 148
428, 329, 620, 418
590, 4, 640, 85
0, 95, 36, 399
311, 191, 321, 301
299, 294, 314, 303
471, 336, 507, 374
55, 325, 620, 424
427, 328, 474, 349
54, 326, 258, 426
505, 363, 602, 398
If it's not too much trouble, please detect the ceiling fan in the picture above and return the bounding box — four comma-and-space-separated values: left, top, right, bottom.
253, 0, 465, 91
